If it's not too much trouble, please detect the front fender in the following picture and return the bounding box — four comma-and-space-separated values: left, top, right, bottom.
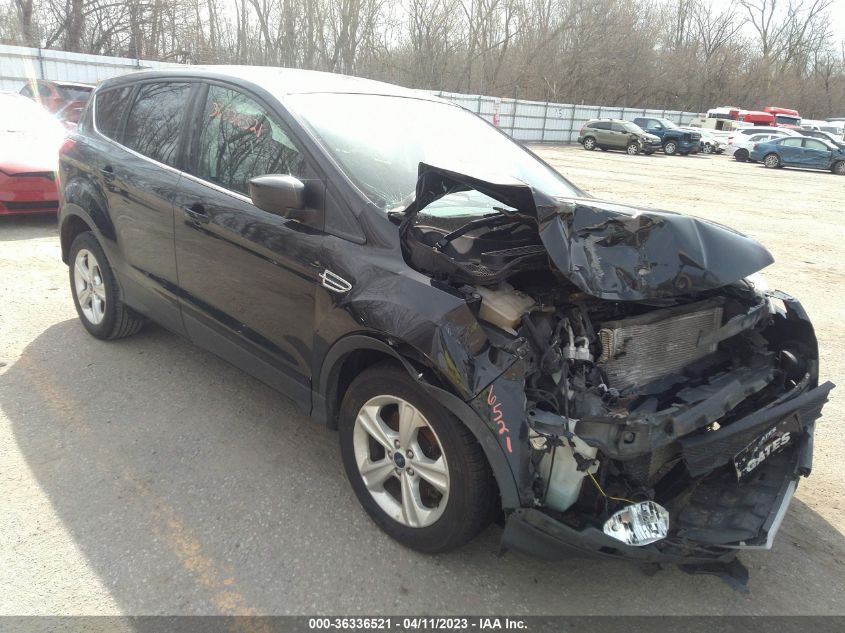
316, 334, 522, 509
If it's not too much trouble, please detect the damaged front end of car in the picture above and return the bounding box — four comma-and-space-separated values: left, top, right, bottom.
397, 163, 834, 588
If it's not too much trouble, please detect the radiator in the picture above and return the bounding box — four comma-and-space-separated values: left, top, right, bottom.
597, 298, 724, 391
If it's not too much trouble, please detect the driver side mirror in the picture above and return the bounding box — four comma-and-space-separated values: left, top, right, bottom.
249, 174, 318, 224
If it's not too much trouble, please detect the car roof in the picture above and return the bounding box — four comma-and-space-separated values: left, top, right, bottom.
99, 66, 443, 102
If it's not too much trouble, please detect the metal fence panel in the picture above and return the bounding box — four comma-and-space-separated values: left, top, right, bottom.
1, 44, 703, 143
430, 89, 701, 143
0, 44, 181, 92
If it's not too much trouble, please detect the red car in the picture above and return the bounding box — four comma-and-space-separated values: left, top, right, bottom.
0, 93, 66, 215
19, 79, 93, 124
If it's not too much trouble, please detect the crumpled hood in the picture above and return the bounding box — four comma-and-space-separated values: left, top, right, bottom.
409, 163, 774, 301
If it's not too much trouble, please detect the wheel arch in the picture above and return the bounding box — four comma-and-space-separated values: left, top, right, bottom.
315, 334, 520, 508
60, 176, 117, 263
60, 208, 94, 264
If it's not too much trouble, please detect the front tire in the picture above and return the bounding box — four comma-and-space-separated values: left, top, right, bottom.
734, 149, 749, 162
69, 232, 144, 339
702, 144, 714, 154
582, 136, 597, 151
663, 140, 678, 155
626, 142, 640, 155
832, 161, 845, 175
339, 362, 496, 553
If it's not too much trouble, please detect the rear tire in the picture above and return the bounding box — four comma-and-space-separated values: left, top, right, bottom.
832, 161, 845, 175
763, 153, 781, 169
734, 149, 749, 162
582, 136, 597, 151
338, 362, 496, 553
663, 140, 678, 155
69, 232, 144, 340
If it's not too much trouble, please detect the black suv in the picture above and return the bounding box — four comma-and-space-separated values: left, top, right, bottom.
59, 67, 832, 584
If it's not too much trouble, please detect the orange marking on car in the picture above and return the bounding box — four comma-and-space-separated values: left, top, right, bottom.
486, 385, 513, 453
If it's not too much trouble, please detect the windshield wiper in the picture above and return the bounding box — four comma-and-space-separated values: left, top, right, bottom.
432, 211, 520, 252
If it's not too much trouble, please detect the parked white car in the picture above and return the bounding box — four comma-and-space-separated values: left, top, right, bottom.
729, 131, 790, 162
681, 127, 725, 154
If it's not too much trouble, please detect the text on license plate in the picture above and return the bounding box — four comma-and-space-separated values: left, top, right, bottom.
733, 414, 802, 480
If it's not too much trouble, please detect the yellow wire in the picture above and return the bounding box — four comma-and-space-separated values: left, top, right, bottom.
588, 472, 636, 504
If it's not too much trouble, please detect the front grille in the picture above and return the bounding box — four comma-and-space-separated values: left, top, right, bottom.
598, 298, 724, 391
4, 200, 59, 210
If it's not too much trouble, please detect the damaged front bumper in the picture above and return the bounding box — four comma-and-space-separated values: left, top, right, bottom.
474, 292, 835, 573
501, 383, 830, 565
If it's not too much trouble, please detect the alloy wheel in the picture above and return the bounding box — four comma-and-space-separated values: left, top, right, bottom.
583, 137, 596, 150
73, 249, 106, 325
764, 154, 780, 168
352, 395, 449, 528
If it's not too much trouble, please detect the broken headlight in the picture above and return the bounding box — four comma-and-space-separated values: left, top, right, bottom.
602, 501, 670, 546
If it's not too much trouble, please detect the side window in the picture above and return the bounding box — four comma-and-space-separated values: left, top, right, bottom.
37, 83, 52, 97
592, 121, 610, 130
20, 83, 33, 98
644, 119, 661, 130
123, 82, 191, 167
94, 86, 134, 142
194, 85, 307, 195
804, 139, 827, 151
781, 138, 803, 148
610, 122, 626, 132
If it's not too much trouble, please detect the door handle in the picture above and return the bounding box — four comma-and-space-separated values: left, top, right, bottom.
182, 203, 210, 224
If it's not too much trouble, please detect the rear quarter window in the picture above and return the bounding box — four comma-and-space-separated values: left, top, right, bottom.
94, 86, 134, 141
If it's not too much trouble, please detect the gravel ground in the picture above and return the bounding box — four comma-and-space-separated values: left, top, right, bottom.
1, 145, 843, 615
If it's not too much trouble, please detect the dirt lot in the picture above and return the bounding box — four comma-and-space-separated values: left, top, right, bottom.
1, 145, 844, 615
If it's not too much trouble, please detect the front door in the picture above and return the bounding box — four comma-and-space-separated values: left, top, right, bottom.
173, 83, 325, 408
801, 138, 833, 168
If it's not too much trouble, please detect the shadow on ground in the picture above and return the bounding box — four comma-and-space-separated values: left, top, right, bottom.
3, 319, 845, 615
0, 214, 58, 242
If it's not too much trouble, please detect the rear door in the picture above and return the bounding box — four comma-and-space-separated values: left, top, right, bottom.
91, 81, 194, 333
592, 122, 614, 147
777, 137, 804, 165
172, 82, 326, 407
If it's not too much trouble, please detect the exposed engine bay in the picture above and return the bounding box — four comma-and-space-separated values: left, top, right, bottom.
396, 163, 834, 577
